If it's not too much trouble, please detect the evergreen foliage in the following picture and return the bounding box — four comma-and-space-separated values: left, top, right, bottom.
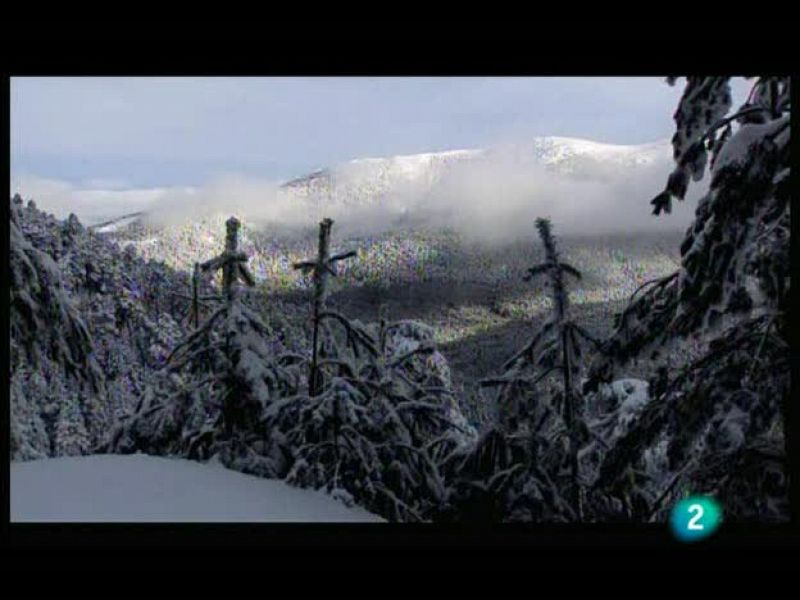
280, 220, 471, 521
9, 76, 789, 523
586, 76, 790, 521
106, 217, 303, 478
446, 218, 601, 521
10, 197, 111, 454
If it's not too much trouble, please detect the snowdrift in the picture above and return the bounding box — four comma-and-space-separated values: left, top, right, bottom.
11, 454, 384, 522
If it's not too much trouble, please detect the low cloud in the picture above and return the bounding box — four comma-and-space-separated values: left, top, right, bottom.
10, 174, 168, 225
12, 141, 705, 242
377, 148, 701, 242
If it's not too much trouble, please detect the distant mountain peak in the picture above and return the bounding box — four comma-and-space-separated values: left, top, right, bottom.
277, 136, 669, 207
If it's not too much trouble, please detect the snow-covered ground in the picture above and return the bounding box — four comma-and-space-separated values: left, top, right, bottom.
11, 454, 384, 522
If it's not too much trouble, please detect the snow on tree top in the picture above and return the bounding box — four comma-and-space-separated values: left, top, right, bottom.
713, 116, 790, 173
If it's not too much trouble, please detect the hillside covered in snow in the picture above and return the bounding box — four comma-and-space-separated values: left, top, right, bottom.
9, 76, 790, 524
281, 136, 670, 206
15, 136, 683, 238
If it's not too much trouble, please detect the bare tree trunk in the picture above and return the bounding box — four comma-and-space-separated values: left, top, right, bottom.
555, 270, 582, 519
222, 217, 241, 302
561, 324, 583, 521
192, 262, 200, 329
535, 218, 584, 520
310, 218, 334, 397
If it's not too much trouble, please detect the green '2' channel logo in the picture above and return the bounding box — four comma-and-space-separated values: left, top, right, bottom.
670, 496, 722, 542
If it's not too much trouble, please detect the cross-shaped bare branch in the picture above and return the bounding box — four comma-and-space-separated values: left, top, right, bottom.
293, 218, 357, 396
197, 216, 255, 302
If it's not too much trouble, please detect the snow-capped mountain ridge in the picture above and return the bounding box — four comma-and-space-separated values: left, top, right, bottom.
12, 136, 671, 230
279, 136, 670, 210
293, 136, 668, 184
529, 136, 668, 165
292, 136, 666, 179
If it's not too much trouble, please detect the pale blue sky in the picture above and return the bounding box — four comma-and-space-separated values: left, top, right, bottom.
11, 77, 751, 188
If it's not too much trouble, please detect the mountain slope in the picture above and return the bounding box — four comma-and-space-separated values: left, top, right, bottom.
9, 196, 196, 460
280, 137, 669, 208
94, 135, 681, 297
13, 136, 673, 230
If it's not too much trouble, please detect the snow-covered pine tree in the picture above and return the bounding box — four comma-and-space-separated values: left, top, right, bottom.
586, 77, 790, 521
107, 216, 303, 477
292, 217, 356, 396
278, 307, 467, 521
282, 223, 468, 521
10, 198, 203, 458
520, 218, 597, 519
447, 218, 602, 522
9, 196, 111, 457
10, 196, 103, 391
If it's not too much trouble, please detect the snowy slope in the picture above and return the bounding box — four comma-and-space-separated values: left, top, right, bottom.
22, 136, 667, 228
281, 137, 669, 208
81, 134, 679, 263
89, 211, 146, 233
11, 454, 384, 522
